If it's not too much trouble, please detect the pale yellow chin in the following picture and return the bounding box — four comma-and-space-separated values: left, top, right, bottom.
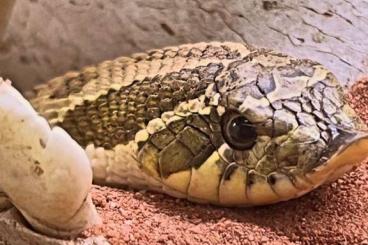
306, 133, 368, 186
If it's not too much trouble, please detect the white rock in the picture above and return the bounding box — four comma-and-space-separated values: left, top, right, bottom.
0, 78, 100, 238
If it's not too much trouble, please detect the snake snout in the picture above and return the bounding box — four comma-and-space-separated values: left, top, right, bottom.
306, 131, 368, 185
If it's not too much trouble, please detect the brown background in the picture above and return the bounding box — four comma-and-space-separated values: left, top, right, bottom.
0, 0, 367, 91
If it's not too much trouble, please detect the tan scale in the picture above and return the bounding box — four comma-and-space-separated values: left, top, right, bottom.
218, 166, 248, 205
246, 170, 279, 205
163, 170, 192, 195
187, 151, 225, 203
268, 172, 300, 199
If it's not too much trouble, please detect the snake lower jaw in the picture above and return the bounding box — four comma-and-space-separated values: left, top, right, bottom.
307, 133, 368, 186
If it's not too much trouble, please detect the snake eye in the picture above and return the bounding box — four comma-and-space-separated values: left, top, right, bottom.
221, 111, 257, 150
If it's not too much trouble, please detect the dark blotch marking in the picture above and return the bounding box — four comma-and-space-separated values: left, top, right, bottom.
177, 127, 210, 155
152, 123, 215, 177
150, 128, 175, 150
189, 144, 215, 169
222, 163, 238, 181
186, 114, 212, 136
97, 2, 104, 9
268, 174, 277, 185
32, 161, 44, 176
262, 1, 278, 11
159, 140, 193, 178
39, 138, 46, 148
296, 37, 305, 43
247, 175, 255, 187
160, 23, 175, 36
167, 119, 186, 134
19, 55, 30, 64
323, 11, 333, 17
50, 69, 99, 99
59, 63, 223, 149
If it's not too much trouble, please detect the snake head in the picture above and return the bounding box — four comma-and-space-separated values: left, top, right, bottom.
209, 51, 368, 205
132, 49, 368, 206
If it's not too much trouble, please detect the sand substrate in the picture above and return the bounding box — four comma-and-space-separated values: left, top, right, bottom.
78, 77, 368, 245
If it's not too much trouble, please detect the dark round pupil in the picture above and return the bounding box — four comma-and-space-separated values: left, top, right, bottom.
229, 116, 257, 148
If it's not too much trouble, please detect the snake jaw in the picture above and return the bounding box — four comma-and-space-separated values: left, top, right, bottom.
306, 132, 368, 186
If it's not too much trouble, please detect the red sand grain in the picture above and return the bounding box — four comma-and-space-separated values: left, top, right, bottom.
79, 77, 368, 245
347, 77, 368, 125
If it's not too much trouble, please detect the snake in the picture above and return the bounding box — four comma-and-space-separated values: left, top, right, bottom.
27, 41, 368, 206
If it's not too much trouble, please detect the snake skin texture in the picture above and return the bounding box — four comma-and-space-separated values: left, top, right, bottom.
28, 42, 368, 206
